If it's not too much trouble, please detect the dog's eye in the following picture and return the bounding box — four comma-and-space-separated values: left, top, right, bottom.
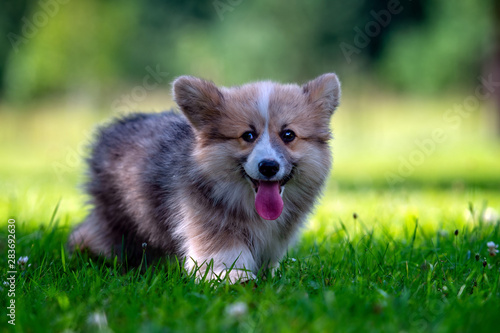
241, 131, 257, 143
280, 129, 296, 143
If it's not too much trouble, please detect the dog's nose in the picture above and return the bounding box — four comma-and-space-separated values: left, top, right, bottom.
258, 160, 280, 178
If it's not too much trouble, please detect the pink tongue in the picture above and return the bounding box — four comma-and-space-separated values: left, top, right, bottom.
255, 181, 283, 220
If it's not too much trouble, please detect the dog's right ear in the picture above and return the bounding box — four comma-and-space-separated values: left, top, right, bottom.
172, 76, 224, 129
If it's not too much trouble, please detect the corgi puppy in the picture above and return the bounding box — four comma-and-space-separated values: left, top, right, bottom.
68, 73, 341, 282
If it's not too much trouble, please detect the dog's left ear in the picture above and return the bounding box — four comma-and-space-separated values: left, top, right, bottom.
172, 75, 224, 129
302, 73, 341, 115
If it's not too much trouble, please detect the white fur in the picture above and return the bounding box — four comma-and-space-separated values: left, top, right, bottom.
244, 82, 288, 181
174, 186, 292, 283
184, 238, 257, 283
256, 82, 274, 121
246, 217, 292, 266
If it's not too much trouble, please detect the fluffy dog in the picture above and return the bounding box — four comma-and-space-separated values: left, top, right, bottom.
68, 73, 341, 282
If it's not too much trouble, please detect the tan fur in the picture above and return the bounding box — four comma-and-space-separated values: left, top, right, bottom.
171, 74, 340, 281
70, 73, 340, 283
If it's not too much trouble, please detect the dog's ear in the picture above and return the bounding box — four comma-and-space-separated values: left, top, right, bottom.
302, 73, 341, 116
172, 76, 224, 129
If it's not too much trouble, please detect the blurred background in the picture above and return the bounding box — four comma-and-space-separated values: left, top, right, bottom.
1, 0, 499, 228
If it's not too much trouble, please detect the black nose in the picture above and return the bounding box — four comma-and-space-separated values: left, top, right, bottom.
258, 160, 280, 178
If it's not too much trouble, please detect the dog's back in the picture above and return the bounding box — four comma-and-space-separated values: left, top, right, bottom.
69, 112, 192, 264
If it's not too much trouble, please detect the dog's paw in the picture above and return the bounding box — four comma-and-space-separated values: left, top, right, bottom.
225, 269, 256, 284
194, 268, 256, 284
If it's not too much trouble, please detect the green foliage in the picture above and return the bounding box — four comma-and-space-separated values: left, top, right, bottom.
4, 0, 139, 101
1, 192, 499, 332
378, 0, 493, 93
0, 0, 495, 103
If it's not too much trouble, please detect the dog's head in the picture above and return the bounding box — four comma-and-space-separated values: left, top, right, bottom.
173, 74, 340, 220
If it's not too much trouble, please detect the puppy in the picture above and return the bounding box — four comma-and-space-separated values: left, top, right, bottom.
68, 73, 341, 282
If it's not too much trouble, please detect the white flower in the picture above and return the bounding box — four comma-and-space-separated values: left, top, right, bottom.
482, 208, 499, 224
18, 256, 29, 270
86, 311, 109, 329
487, 241, 499, 257
18, 256, 28, 265
438, 230, 449, 238
225, 302, 248, 319
3, 281, 9, 287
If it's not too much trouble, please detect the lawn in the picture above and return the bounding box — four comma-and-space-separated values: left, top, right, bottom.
1, 93, 500, 332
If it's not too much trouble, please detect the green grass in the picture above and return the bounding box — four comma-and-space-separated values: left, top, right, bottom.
2, 194, 500, 333
1, 94, 500, 332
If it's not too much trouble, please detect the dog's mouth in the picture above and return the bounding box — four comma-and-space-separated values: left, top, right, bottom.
246, 176, 290, 194
243, 171, 293, 221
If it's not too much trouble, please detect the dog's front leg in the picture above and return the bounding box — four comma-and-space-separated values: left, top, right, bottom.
185, 243, 256, 283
